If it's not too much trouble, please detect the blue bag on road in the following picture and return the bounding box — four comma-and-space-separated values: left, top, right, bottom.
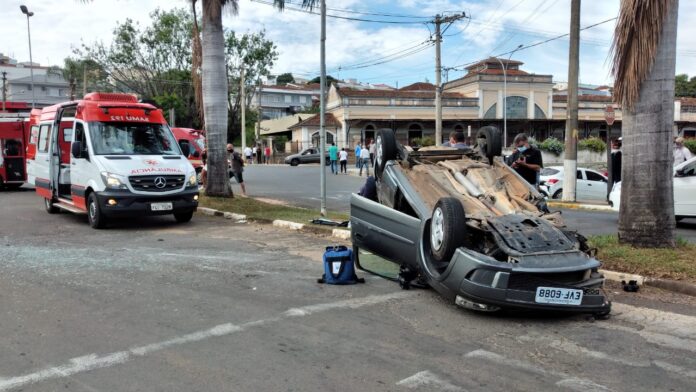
317, 246, 365, 285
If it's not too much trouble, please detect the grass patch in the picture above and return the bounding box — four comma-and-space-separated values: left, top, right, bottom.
588, 235, 696, 282
199, 195, 349, 224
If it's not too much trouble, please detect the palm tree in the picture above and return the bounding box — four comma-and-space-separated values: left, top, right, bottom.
194, 0, 317, 196
611, 0, 679, 247
62, 58, 81, 100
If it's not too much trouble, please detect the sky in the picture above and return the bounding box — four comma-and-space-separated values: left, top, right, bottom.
1, 0, 695, 87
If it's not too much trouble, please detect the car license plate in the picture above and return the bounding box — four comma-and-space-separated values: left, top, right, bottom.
151, 202, 173, 211
535, 287, 583, 305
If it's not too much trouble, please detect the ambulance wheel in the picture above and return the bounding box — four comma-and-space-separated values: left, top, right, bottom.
87, 193, 106, 229
45, 198, 59, 214
174, 211, 194, 223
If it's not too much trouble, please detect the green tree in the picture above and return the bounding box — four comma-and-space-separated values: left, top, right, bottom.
611, 0, 679, 247
675, 74, 696, 97
309, 74, 337, 84
276, 72, 295, 85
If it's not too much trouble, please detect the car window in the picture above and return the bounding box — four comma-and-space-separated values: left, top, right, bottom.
38, 124, 52, 152
576, 170, 584, 180
541, 168, 559, 176
586, 171, 606, 182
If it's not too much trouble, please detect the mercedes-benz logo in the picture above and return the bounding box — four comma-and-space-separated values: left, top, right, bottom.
154, 177, 167, 189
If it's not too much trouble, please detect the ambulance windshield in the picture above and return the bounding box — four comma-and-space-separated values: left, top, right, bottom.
89, 122, 180, 156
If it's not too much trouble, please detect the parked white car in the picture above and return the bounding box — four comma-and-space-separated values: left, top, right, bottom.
539, 166, 609, 201
609, 157, 696, 220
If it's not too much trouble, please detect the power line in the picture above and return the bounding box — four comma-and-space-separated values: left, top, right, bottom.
274, 0, 432, 19
250, 0, 429, 24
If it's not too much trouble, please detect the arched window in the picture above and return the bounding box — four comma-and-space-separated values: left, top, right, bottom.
311, 131, 334, 146
408, 123, 423, 146
454, 124, 464, 132
363, 124, 375, 143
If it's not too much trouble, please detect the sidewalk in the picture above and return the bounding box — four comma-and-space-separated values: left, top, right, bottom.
547, 200, 614, 211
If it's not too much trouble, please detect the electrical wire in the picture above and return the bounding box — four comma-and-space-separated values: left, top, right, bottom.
273, 0, 432, 19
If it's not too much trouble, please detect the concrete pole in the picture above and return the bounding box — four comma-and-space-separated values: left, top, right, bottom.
240, 67, 246, 151
83, 64, 88, 97
169, 108, 176, 127
1, 71, 7, 112
434, 15, 443, 145
25, 14, 35, 108
563, 0, 580, 202
496, 57, 508, 148
256, 79, 262, 141
319, 0, 327, 216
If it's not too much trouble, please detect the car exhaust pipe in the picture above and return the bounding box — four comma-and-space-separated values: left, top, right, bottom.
453, 172, 483, 198
455, 295, 500, 312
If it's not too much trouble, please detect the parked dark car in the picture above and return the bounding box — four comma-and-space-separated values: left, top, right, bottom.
284, 147, 331, 166
351, 127, 611, 315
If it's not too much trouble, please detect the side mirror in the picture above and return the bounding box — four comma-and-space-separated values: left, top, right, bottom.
72, 141, 82, 158
192, 150, 200, 158
179, 142, 191, 157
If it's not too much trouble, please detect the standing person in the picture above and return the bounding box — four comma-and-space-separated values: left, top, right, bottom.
244, 145, 253, 165
328, 142, 338, 175
359, 143, 371, 176
674, 137, 693, 166
354, 143, 362, 168
442, 131, 457, 147
611, 137, 622, 183
199, 148, 208, 190
369, 139, 376, 167
227, 143, 247, 196
451, 131, 469, 149
264, 145, 271, 164
339, 147, 348, 174
251, 145, 257, 165
508, 133, 543, 187
256, 144, 263, 164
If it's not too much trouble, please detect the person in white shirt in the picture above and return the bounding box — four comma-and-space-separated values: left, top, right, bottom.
339, 148, 348, 174
251, 146, 258, 164
359, 144, 371, 176
243, 146, 253, 165
674, 137, 693, 166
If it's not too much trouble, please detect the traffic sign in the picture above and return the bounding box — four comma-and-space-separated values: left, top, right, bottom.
605, 105, 615, 126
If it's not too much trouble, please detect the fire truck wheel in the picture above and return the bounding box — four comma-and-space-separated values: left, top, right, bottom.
87, 193, 106, 229
174, 211, 194, 223
45, 198, 59, 214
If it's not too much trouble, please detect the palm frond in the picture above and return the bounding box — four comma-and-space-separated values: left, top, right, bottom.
202, 0, 238, 21
610, 0, 675, 110
273, 0, 320, 11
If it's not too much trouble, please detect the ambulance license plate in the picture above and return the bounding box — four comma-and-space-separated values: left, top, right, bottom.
535, 287, 583, 305
151, 202, 173, 211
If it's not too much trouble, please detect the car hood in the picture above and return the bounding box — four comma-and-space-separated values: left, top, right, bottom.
95, 155, 194, 177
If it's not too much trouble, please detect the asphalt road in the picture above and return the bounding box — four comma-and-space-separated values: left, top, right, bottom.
239, 165, 696, 241
2, 189, 696, 391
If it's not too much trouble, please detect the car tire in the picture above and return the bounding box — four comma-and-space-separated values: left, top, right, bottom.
476, 126, 503, 164
45, 197, 59, 214
553, 189, 563, 199
174, 211, 194, 223
87, 192, 106, 229
375, 129, 397, 180
430, 197, 467, 262
290, 158, 299, 166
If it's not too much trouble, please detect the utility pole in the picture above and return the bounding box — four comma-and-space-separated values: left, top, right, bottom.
319, 0, 327, 216
240, 67, 246, 151
256, 79, 262, 141
434, 14, 442, 145
1, 71, 7, 112
20, 5, 35, 108
563, 0, 581, 202
433, 12, 467, 145
83, 64, 88, 96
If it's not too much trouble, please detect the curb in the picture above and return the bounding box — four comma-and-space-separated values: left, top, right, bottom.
196, 207, 350, 241
547, 201, 614, 212
600, 268, 696, 297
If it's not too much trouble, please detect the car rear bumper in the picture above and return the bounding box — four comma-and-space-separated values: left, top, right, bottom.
95, 188, 199, 217
431, 247, 611, 314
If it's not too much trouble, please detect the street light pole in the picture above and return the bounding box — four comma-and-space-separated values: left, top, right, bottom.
319, 0, 327, 216
20, 5, 35, 109
496, 44, 523, 149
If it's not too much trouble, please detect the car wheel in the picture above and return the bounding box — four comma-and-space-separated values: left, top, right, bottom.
430, 197, 467, 262
45, 197, 59, 214
553, 189, 563, 199
174, 211, 194, 223
475, 126, 503, 164
87, 193, 106, 229
375, 129, 397, 180
290, 158, 299, 166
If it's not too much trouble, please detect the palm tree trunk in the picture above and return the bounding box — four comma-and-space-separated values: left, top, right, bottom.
618, 1, 678, 247
201, 0, 231, 197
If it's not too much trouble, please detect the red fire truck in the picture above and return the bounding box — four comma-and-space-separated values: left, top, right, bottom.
0, 111, 34, 189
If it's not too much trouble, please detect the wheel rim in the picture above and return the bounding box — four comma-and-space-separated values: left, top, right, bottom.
89, 201, 96, 220
430, 207, 445, 251
375, 136, 383, 167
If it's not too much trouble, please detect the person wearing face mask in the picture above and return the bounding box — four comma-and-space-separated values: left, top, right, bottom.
674, 137, 693, 166
227, 143, 247, 196
508, 133, 543, 186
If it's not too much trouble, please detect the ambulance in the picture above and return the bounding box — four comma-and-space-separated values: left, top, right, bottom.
0, 112, 30, 189
27, 92, 199, 228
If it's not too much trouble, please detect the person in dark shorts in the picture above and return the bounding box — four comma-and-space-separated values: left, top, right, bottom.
227, 144, 247, 196
508, 133, 543, 186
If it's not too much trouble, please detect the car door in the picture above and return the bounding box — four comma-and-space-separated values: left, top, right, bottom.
584, 170, 608, 200
574, 169, 590, 200
32, 123, 53, 194
674, 160, 696, 216
350, 193, 420, 267
301, 148, 316, 163
69, 121, 91, 210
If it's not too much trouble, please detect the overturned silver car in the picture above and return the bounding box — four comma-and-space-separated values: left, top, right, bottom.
350, 127, 611, 315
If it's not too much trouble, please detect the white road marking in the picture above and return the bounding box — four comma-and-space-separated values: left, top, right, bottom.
396, 370, 464, 391
464, 349, 613, 392
0, 292, 413, 391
